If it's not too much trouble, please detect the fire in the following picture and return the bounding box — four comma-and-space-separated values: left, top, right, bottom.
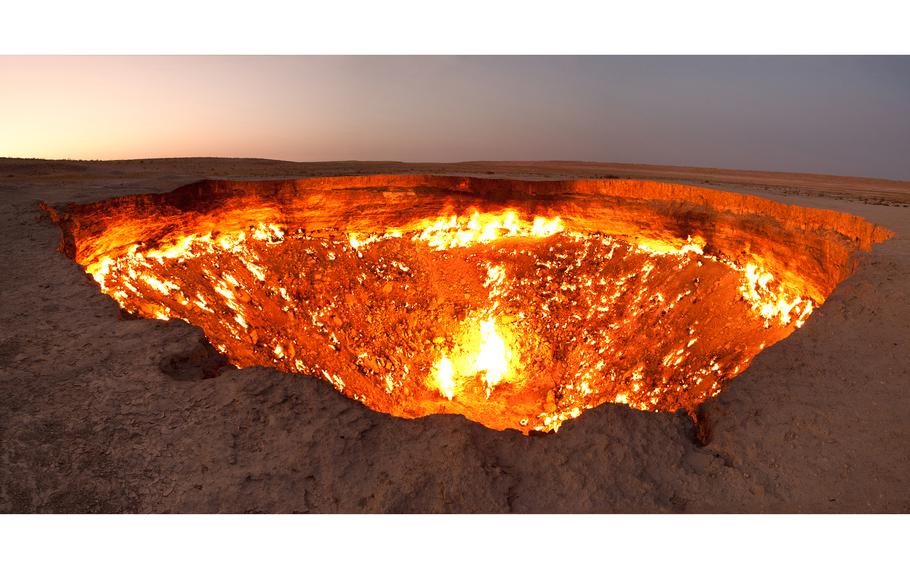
431, 355, 455, 400
738, 262, 812, 326
475, 316, 511, 391
428, 315, 514, 400
412, 209, 563, 250
63, 204, 825, 434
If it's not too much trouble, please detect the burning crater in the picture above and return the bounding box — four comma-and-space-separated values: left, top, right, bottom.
45, 176, 890, 433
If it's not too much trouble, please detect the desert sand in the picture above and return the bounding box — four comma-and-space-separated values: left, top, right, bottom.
1, 158, 907, 512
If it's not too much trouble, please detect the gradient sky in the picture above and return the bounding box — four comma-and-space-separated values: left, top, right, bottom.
2, 56, 909, 180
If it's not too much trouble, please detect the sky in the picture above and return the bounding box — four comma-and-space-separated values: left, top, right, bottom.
1, 55, 909, 180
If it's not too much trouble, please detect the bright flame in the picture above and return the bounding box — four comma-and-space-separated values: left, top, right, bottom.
475, 316, 511, 391
431, 355, 455, 400
531, 216, 563, 238
428, 315, 513, 400
411, 209, 563, 251
738, 262, 812, 326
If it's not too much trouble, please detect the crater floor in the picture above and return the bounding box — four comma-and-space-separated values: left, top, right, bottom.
1, 158, 908, 513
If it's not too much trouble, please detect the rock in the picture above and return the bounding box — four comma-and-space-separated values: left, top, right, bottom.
544, 390, 557, 412
159, 336, 229, 381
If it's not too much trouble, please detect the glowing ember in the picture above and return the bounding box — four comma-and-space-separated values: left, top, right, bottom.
45, 176, 889, 433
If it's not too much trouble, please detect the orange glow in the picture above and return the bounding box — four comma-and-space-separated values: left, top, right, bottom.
429, 314, 515, 401
475, 316, 511, 390
411, 210, 564, 251
46, 176, 883, 434
430, 355, 455, 400
70, 211, 814, 432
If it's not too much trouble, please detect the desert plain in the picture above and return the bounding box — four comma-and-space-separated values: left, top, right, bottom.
0, 158, 907, 513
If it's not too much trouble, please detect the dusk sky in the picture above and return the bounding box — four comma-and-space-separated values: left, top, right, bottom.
2, 56, 909, 180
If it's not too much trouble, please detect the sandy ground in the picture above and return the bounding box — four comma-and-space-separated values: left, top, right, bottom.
0, 158, 907, 513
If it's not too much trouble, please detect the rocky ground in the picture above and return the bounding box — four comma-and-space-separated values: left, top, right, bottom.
0, 158, 907, 512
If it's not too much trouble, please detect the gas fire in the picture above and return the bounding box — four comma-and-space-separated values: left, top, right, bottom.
47, 176, 888, 433
70, 207, 812, 433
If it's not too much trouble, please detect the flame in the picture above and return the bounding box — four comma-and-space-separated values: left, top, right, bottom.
475, 316, 511, 391
428, 315, 513, 400
71, 204, 823, 434
411, 209, 563, 251
431, 355, 455, 400
738, 262, 812, 326
638, 235, 706, 256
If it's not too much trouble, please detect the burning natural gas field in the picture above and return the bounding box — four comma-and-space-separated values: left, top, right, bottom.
44, 175, 891, 433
